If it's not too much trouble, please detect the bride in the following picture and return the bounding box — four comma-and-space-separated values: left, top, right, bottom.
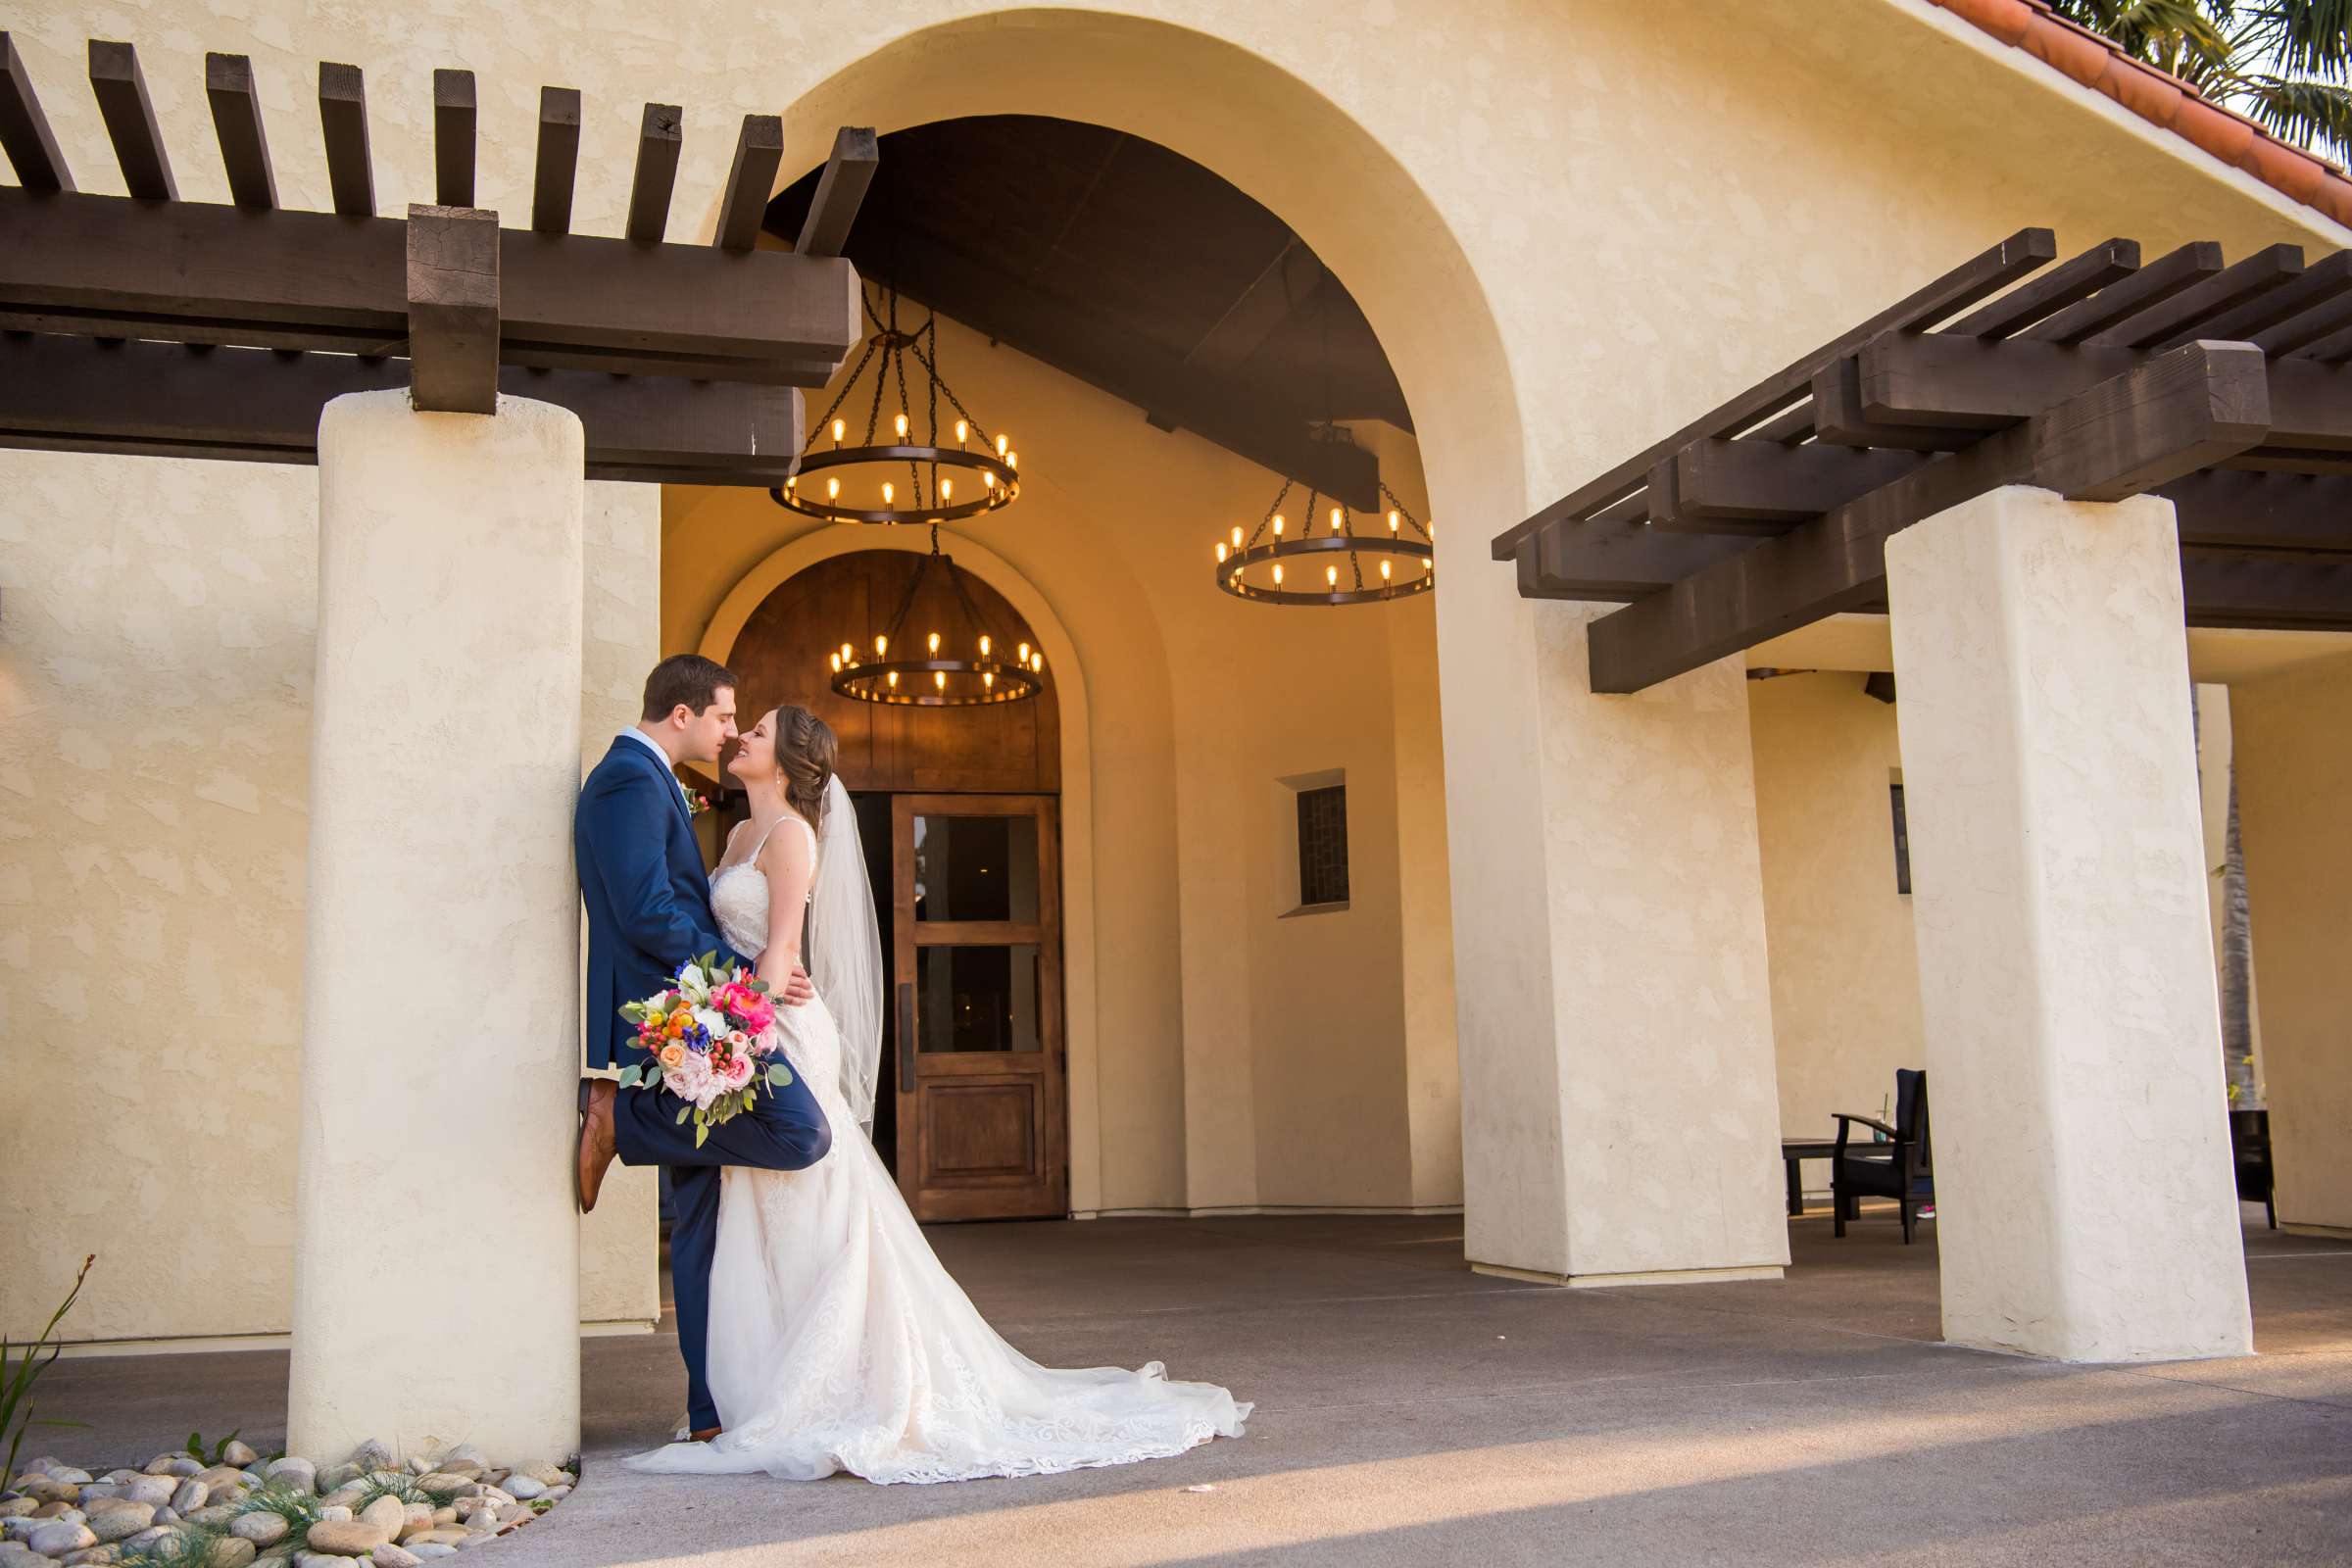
625, 704, 1250, 1484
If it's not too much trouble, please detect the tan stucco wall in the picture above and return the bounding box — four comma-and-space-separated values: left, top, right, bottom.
1748, 674, 1926, 1168
6, 0, 2343, 1308
665, 315, 1456, 1217
0, 446, 661, 1346
2231, 651, 2352, 1234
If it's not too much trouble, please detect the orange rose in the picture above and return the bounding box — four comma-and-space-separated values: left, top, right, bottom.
658, 1043, 688, 1070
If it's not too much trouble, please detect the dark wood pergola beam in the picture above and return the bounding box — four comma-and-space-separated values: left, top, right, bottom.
407, 204, 498, 414
0, 187, 860, 380
1859, 329, 2352, 444
0, 33, 73, 191
1489, 226, 2059, 560
318, 62, 373, 217
714, 115, 784, 252
793, 125, 880, 258
432, 68, 475, 208
204, 53, 275, 210
625, 102, 682, 243
531, 86, 580, 234
0, 331, 806, 481
88, 39, 174, 200
1583, 340, 2275, 692
2181, 555, 2352, 624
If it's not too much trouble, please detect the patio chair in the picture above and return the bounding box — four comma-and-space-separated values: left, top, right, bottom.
1832, 1068, 1934, 1244
2230, 1107, 2276, 1230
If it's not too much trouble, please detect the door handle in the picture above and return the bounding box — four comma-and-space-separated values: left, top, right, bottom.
897, 981, 915, 1085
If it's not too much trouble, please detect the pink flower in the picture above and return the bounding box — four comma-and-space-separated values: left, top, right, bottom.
719, 1051, 756, 1092
664, 1048, 718, 1107
736, 996, 776, 1036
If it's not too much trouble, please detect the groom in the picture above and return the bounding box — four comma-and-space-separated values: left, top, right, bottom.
573, 653, 833, 1442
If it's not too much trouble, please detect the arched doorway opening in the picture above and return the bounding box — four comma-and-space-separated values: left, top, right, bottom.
725, 548, 1067, 1220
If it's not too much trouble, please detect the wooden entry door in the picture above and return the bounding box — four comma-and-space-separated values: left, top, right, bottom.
891, 794, 1065, 1221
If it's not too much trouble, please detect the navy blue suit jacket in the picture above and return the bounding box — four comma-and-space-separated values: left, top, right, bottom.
575, 737, 744, 1070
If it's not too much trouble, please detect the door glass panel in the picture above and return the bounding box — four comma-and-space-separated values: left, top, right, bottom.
915, 945, 1043, 1053
912, 814, 1040, 922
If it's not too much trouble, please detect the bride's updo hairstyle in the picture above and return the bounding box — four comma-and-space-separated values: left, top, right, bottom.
773, 704, 838, 829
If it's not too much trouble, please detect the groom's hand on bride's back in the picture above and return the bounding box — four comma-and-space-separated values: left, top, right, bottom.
778, 961, 815, 1006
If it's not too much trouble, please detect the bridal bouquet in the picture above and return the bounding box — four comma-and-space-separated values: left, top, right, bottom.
617, 954, 793, 1145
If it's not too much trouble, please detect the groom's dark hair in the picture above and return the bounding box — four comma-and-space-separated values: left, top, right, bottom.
641, 655, 739, 720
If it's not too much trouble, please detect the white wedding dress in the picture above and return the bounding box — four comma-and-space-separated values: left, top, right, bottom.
623, 807, 1250, 1485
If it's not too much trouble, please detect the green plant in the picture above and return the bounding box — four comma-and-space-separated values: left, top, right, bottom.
233, 1480, 323, 1535
350, 1471, 428, 1509
116, 1522, 228, 1568
2, 1254, 94, 1484
185, 1429, 242, 1467
2047, 1, 2352, 162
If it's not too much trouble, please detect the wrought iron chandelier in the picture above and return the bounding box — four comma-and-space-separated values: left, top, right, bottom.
773, 286, 1021, 525
1213, 427, 1436, 605
828, 527, 1045, 707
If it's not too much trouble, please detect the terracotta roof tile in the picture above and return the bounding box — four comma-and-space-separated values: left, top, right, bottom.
1925, 0, 2352, 228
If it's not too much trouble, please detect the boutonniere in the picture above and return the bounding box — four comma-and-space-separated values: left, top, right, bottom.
687, 791, 712, 817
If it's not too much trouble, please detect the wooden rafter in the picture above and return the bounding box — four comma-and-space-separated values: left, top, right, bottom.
205, 53, 276, 210
0, 331, 805, 482
531, 86, 581, 235
793, 125, 879, 258
1502, 230, 2352, 688
0, 33, 73, 191
88, 39, 174, 200
432, 68, 475, 208
0, 35, 872, 485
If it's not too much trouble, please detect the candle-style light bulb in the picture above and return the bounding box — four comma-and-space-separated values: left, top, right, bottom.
1273, 564, 1286, 586
1230, 525, 1244, 549
1330, 506, 1344, 533
829, 653, 842, 672
1381, 560, 1394, 581
1031, 651, 1043, 672
831, 418, 845, 445
1326, 564, 1340, 587
1388, 509, 1400, 533
785, 474, 797, 490
841, 642, 853, 662
1005, 449, 1018, 470
927, 631, 941, 655
894, 413, 908, 439
1017, 642, 1031, 664
826, 477, 841, 500
941, 478, 955, 502
983, 470, 997, 489
887, 670, 899, 690
983, 670, 995, 690
979, 634, 992, 658
955, 419, 969, 445
874, 634, 888, 657
934, 670, 947, 692
1273, 514, 1286, 537
882, 481, 895, 506
1216, 542, 1229, 563
996, 433, 1009, 457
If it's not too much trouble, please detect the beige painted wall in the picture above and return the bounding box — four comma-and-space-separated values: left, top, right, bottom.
665, 315, 1457, 1217
0, 445, 662, 1347
1748, 674, 1926, 1171
2231, 651, 2352, 1235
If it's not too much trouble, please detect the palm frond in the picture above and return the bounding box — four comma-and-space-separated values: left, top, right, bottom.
2226, 72, 2352, 159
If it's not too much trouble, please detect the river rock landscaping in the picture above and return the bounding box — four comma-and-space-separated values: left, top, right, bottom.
0, 1442, 577, 1568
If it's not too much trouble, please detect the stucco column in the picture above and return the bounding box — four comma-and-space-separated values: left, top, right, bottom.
1453, 599, 1788, 1289
288, 389, 585, 1460
1886, 485, 2250, 1362
2230, 649, 2352, 1236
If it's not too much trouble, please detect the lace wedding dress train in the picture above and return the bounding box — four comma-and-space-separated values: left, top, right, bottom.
623, 814, 1249, 1485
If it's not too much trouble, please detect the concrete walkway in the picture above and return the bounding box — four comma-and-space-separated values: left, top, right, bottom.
42, 1211, 2352, 1565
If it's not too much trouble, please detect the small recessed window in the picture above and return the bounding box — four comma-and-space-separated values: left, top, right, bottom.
1889, 780, 1912, 896
1297, 784, 1349, 907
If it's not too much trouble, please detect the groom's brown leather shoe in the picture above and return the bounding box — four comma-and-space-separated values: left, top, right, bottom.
689, 1427, 723, 1443
577, 1078, 617, 1213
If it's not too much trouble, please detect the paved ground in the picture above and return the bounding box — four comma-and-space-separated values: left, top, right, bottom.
41, 1208, 2352, 1565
